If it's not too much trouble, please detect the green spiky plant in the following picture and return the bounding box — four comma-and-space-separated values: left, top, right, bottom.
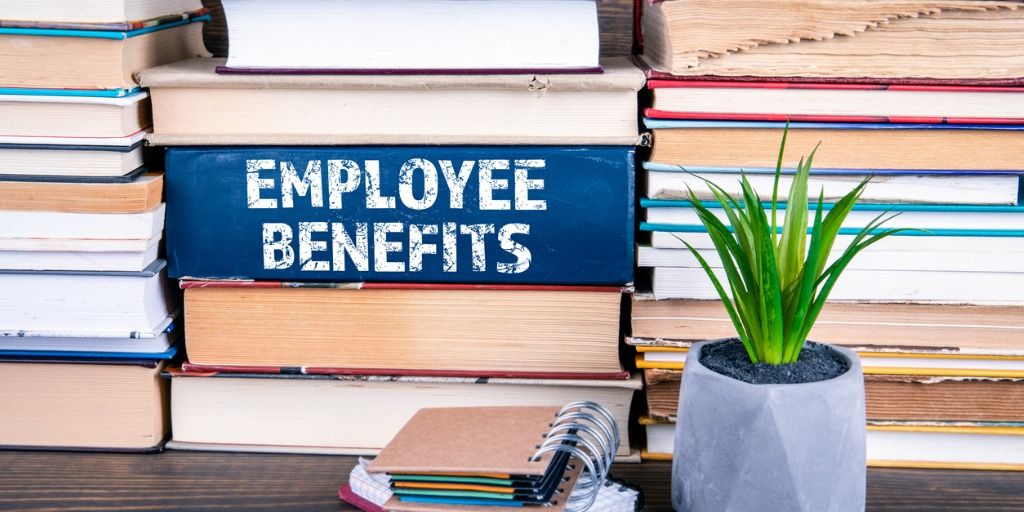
681, 128, 910, 365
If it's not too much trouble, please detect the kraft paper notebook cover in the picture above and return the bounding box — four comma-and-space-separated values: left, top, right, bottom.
369, 407, 561, 476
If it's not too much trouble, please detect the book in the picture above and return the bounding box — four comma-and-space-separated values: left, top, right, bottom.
0, 358, 168, 451
0, 14, 210, 90
0, 1, 203, 26
645, 81, 1024, 124
0, 203, 164, 240
645, 170, 1021, 205
0, 140, 144, 179
634, 348, 1024, 379
137, 58, 644, 145
164, 146, 635, 284
639, 0, 1024, 84
641, 419, 1024, 470
0, 234, 161, 272
0, 92, 149, 138
0, 260, 174, 338
179, 280, 625, 377
643, 199, 1024, 233
0, 173, 162, 213
219, 0, 600, 73
629, 296, 1024, 357
165, 369, 640, 458
643, 369, 1024, 424
644, 120, 1024, 173
0, 317, 178, 358
638, 243, 1023, 274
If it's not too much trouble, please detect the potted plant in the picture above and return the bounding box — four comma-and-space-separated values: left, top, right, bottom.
671, 130, 907, 511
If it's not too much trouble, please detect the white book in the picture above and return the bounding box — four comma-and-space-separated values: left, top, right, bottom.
637, 243, 1023, 273
169, 373, 640, 457
646, 171, 1020, 206
650, 231, 1024, 254
651, 266, 1024, 305
0, 145, 143, 178
0, 204, 164, 240
644, 203, 1024, 232
222, 0, 600, 71
0, 236, 160, 272
0, 0, 202, 23
0, 92, 150, 138
0, 315, 177, 355
644, 423, 1024, 469
0, 260, 173, 338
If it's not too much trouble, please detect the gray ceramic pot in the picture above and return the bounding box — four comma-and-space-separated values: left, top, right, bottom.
671, 339, 866, 512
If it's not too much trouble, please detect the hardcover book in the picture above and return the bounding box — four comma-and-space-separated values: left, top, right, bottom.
137, 58, 644, 146
0, 13, 210, 90
165, 146, 635, 284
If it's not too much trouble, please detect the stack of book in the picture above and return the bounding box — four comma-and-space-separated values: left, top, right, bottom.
0, 1, 209, 451
633, 0, 1024, 470
139, 0, 646, 460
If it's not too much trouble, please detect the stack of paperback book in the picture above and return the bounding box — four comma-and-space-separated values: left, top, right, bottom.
633, 0, 1024, 470
0, 1, 209, 451
139, 0, 646, 460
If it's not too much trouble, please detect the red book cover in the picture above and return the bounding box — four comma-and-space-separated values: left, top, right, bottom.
339, 484, 384, 512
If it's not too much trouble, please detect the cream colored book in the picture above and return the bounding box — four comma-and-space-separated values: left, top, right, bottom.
137, 57, 645, 145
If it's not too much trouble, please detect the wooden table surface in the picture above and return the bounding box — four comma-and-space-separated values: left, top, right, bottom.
1, 451, 1022, 511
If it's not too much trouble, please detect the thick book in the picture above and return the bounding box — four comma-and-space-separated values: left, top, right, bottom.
643, 368, 1024, 424
644, 170, 1021, 205
0, 358, 168, 451
137, 58, 644, 146
639, 0, 1024, 84
0, 92, 149, 138
165, 146, 634, 284
165, 369, 640, 459
179, 280, 625, 377
0, 234, 161, 272
219, 0, 600, 73
645, 81, 1024, 124
0, 173, 162, 213
642, 419, 1024, 470
0, 260, 174, 338
630, 296, 1024, 358
0, 1, 203, 26
0, 13, 210, 90
643, 119, 1024, 173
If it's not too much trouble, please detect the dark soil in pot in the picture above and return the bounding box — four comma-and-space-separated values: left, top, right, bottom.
699, 339, 849, 385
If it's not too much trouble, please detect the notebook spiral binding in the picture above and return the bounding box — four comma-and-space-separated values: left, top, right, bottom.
530, 401, 620, 512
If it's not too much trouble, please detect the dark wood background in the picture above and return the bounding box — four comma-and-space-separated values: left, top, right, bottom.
199, 0, 636, 58
1, 451, 1023, 511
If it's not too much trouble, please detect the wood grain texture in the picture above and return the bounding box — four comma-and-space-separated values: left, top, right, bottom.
200, 0, 634, 58
0, 452, 1022, 511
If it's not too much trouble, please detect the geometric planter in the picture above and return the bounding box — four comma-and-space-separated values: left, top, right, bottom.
672, 339, 866, 512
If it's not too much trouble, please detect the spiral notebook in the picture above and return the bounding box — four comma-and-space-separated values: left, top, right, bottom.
364, 405, 636, 512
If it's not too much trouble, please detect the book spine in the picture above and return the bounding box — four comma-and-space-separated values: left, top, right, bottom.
165, 146, 635, 284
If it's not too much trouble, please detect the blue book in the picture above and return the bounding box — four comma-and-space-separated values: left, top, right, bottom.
165, 146, 635, 284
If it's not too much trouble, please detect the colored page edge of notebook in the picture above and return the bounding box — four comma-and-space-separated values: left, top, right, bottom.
0, 14, 210, 40
0, 8, 211, 32
0, 258, 165, 277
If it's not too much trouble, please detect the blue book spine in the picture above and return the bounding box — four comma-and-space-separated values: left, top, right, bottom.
165, 146, 635, 284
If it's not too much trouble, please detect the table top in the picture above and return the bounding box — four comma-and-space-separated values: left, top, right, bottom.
2, 451, 1023, 511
